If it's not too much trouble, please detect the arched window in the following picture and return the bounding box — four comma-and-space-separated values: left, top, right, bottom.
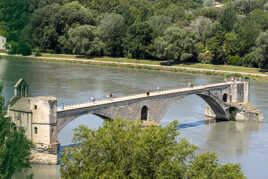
34, 127, 38, 134
223, 93, 228, 102
141, 106, 148, 121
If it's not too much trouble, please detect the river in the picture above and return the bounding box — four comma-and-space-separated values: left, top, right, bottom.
0, 57, 267, 179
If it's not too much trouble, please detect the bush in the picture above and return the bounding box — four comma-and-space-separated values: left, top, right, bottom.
8, 41, 32, 56
198, 51, 214, 64
34, 48, 42, 56
243, 52, 260, 67
227, 55, 243, 66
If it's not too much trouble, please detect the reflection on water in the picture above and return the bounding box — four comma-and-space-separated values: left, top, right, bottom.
1, 57, 267, 179
12, 165, 60, 179
203, 121, 263, 158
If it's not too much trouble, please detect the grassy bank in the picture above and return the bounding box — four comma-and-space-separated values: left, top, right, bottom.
40, 53, 268, 75
1, 53, 268, 80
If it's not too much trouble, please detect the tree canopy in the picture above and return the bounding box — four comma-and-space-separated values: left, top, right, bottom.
1, 0, 268, 68
60, 118, 245, 179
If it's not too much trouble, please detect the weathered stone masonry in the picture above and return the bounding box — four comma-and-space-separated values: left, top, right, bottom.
7, 79, 262, 164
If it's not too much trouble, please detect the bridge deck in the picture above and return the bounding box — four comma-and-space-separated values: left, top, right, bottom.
57, 82, 237, 112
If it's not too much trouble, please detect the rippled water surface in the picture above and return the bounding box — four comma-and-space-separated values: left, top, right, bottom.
1, 57, 267, 179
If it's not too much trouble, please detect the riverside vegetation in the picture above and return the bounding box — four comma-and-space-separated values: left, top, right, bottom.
0, 85, 33, 179
60, 118, 246, 179
1, 0, 268, 70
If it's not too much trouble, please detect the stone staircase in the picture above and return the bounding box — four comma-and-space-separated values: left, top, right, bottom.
229, 102, 263, 121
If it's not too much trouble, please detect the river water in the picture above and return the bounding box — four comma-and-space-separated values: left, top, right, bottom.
0, 57, 267, 179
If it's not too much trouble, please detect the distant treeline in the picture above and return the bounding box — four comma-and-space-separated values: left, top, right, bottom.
1, 0, 268, 68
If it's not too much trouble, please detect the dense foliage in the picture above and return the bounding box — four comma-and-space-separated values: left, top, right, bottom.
0, 86, 32, 179
60, 119, 245, 178
1, 0, 268, 68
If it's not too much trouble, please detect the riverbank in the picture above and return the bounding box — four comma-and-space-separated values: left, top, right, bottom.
1, 53, 268, 80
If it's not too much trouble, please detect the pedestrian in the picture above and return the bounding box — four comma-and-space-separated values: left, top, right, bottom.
224, 77, 227, 82
109, 93, 113, 98
91, 97, 95, 102
188, 82, 191, 88
146, 90, 150, 96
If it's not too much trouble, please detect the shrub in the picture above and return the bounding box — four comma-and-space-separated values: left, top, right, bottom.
227, 55, 243, 66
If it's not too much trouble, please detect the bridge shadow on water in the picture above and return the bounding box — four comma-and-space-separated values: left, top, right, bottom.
178, 119, 225, 129
58, 143, 78, 163
178, 120, 207, 129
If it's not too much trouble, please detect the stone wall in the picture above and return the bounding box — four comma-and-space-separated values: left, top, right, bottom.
30, 97, 57, 148
31, 151, 58, 165
0, 36, 6, 50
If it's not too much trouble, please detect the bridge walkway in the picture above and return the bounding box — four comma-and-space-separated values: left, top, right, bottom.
57, 82, 234, 113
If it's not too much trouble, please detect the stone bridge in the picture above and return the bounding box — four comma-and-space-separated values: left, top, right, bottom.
8, 79, 249, 152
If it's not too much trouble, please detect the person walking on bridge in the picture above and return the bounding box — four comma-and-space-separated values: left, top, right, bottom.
188, 82, 194, 88
146, 90, 150, 96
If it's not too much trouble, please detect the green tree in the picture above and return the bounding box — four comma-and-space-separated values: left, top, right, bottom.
98, 13, 126, 57
60, 118, 245, 178
154, 26, 198, 62
243, 50, 261, 67
234, 0, 266, 14
206, 25, 226, 64
189, 16, 215, 43
124, 21, 154, 59
199, 7, 220, 20
224, 32, 240, 57
0, 85, 32, 179
219, 5, 237, 32
0, 0, 33, 55
251, 30, 268, 69
235, 13, 262, 57
66, 25, 96, 55
29, 1, 95, 52
0, 0, 31, 42
147, 15, 172, 35
247, 9, 268, 30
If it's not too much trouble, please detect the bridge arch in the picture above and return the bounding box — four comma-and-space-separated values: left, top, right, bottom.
197, 93, 229, 120
57, 113, 104, 144
161, 91, 230, 125
56, 111, 112, 136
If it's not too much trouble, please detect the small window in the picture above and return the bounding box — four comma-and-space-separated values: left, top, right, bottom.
34, 105, 37, 110
52, 128, 54, 134
34, 127, 38, 134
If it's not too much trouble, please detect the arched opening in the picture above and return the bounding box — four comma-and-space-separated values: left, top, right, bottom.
34, 127, 38, 134
222, 93, 228, 102
57, 114, 104, 145
141, 106, 148, 121
228, 107, 238, 121
162, 93, 228, 127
